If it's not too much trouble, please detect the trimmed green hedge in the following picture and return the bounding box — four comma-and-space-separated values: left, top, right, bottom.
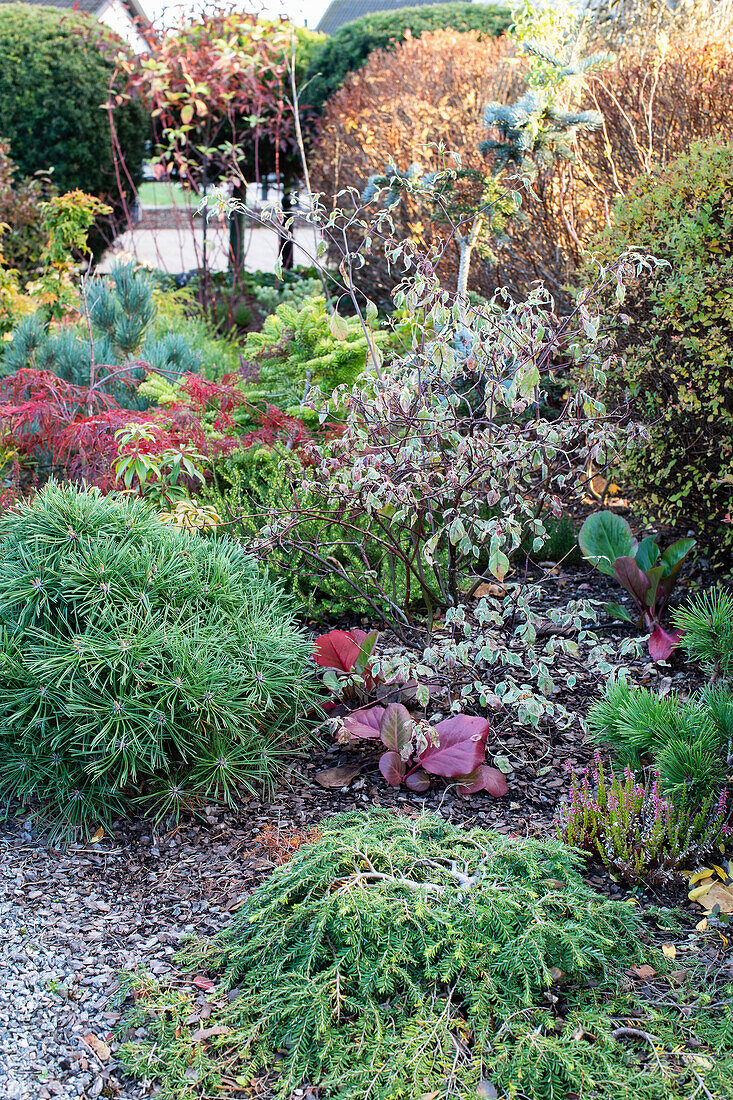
0, 4, 145, 202
591, 140, 733, 555
305, 2, 511, 111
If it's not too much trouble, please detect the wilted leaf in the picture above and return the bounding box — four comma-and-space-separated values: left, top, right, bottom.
83, 1034, 111, 1061
192, 975, 215, 991
493, 755, 513, 775
315, 765, 362, 789
191, 1025, 230, 1042
629, 964, 656, 980
90, 827, 105, 843
661, 943, 676, 959
330, 311, 349, 341
477, 1082, 498, 1099
693, 882, 733, 914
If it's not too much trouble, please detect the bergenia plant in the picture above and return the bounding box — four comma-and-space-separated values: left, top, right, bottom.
314, 629, 380, 702
339, 702, 508, 796
579, 511, 695, 662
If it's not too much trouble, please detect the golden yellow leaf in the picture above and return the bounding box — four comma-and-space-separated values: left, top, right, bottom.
696, 918, 708, 932
688, 868, 713, 885
90, 827, 105, 844
689, 879, 715, 901
661, 943, 676, 959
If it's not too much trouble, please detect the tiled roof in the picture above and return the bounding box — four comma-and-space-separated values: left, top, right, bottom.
317, 0, 450, 36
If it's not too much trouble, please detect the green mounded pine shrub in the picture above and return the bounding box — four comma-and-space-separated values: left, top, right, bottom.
590, 140, 733, 556
115, 807, 716, 1100
0, 483, 318, 840
586, 586, 733, 805
586, 679, 731, 802
0, 5, 145, 203
674, 588, 733, 683
305, 2, 511, 112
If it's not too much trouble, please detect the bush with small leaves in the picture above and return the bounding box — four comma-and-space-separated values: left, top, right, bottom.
0, 483, 318, 840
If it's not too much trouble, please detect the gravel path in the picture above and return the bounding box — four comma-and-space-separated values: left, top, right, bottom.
0, 804, 280, 1100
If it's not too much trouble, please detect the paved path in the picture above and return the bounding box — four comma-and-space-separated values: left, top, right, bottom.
100, 219, 318, 274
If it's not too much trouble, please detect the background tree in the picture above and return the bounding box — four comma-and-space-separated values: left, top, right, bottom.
123, 5, 322, 273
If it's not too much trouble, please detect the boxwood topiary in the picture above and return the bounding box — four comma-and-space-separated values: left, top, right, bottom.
0, 483, 318, 839
590, 139, 733, 556
0, 4, 146, 204
305, 1, 511, 112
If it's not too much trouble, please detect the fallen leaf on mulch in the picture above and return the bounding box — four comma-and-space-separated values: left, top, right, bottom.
687, 859, 733, 913
661, 943, 676, 959
315, 764, 362, 788
82, 1033, 111, 1061
192, 975, 215, 991
191, 1025, 230, 1042
693, 882, 733, 914
473, 583, 507, 598
629, 964, 656, 980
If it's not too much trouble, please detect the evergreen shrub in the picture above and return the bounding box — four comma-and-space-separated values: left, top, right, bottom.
119, 808, 674, 1100
0, 5, 145, 203
305, 2, 510, 111
586, 588, 733, 805
1, 264, 202, 408
0, 483, 318, 839
240, 295, 390, 428
591, 140, 733, 554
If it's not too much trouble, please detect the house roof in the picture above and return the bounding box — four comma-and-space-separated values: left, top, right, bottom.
316, 0, 455, 36
0, 0, 150, 22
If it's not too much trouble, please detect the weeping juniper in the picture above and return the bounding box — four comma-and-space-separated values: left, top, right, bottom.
117, 809, 733, 1100
0, 483, 319, 839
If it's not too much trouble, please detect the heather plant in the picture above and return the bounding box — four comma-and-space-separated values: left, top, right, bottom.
119, 808, 678, 1100
558, 757, 731, 884
0, 483, 318, 840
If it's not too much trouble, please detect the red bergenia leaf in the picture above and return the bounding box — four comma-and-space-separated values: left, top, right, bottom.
419, 715, 491, 778
404, 767, 431, 793
313, 629, 369, 672
457, 765, 508, 797
613, 556, 650, 612
379, 751, 406, 786
341, 705, 384, 741
380, 703, 413, 753
647, 625, 683, 663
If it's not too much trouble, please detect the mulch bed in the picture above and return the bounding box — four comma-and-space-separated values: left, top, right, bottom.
2, 552, 730, 1099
